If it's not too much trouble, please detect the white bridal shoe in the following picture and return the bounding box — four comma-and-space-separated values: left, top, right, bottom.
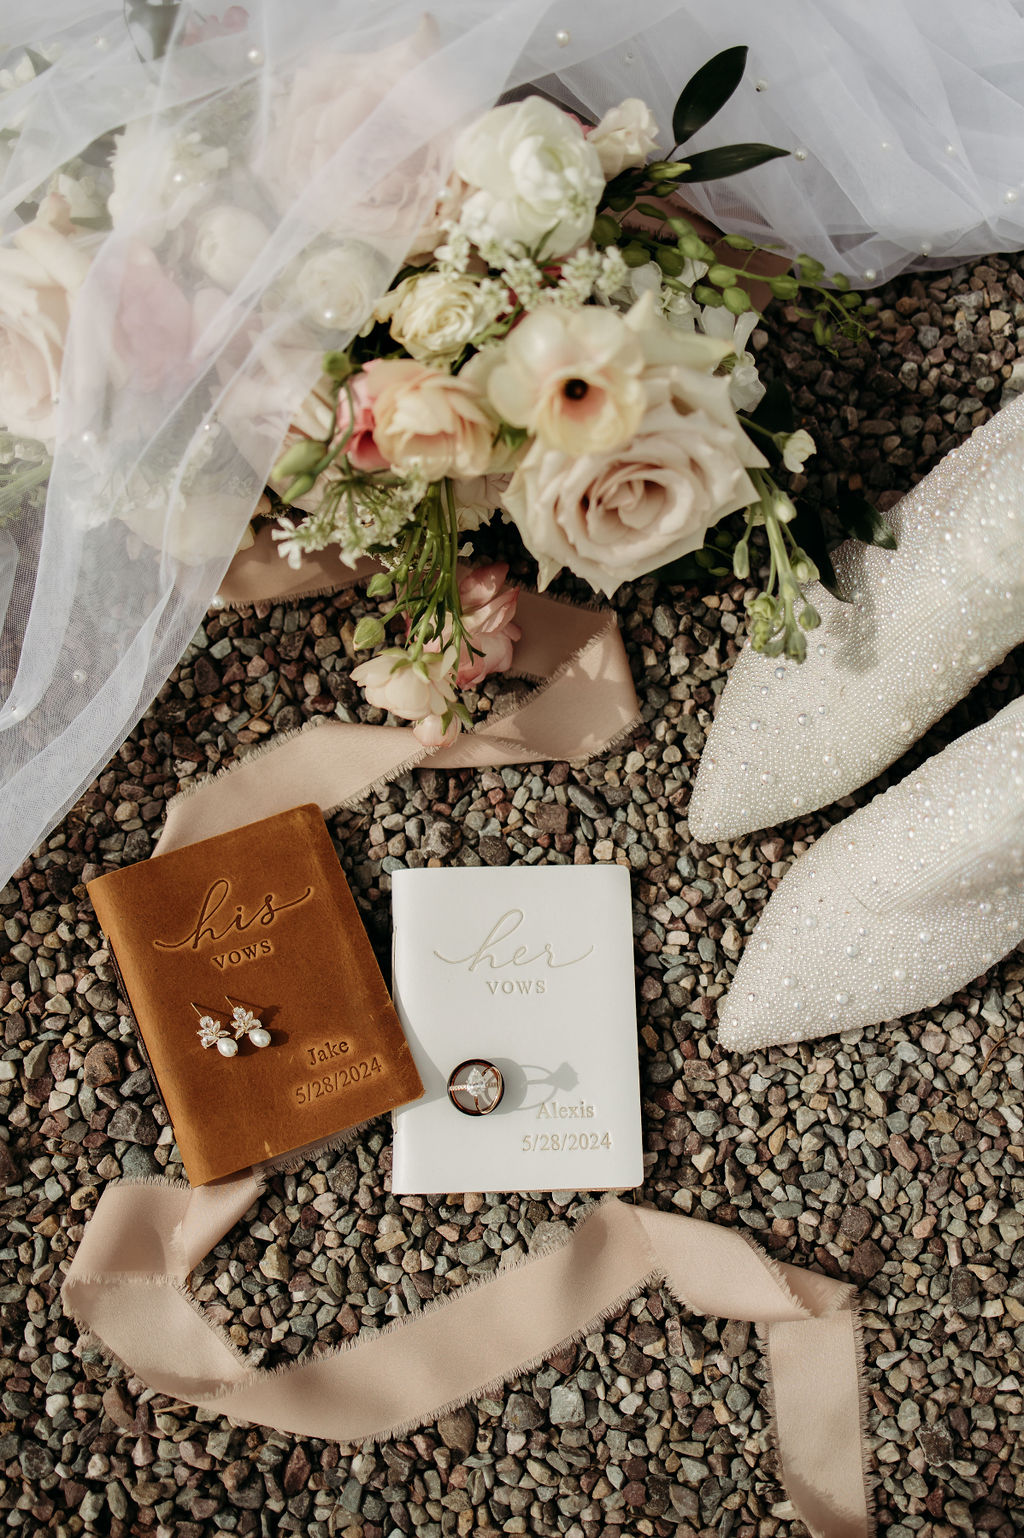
688, 389, 1024, 843
716, 697, 1024, 1051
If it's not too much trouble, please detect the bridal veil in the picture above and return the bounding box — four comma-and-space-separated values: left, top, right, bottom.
4, 0, 1024, 884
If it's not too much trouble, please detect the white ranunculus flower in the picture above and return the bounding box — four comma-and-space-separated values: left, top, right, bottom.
487, 304, 646, 455
782, 427, 816, 473
108, 123, 228, 240
588, 98, 661, 178
193, 205, 270, 290
295, 242, 387, 332
502, 366, 767, 596
454, 97, 605, 259
375, 272, 504, 364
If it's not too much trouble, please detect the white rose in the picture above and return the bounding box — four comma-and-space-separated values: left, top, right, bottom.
0, 194, 93, 445
295, 241, 387, 332
588, 99, 661, 178
375, 272, 504, 364
454, 97, 604, 259
194, 205, 270, 290
502, 369, 767, 596
486, 305, 646, 455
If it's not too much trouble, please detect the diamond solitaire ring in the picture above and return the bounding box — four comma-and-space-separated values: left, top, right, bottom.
447, 1059, 504, 1116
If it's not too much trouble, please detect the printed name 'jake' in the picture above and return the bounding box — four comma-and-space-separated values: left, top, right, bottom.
537, 1099, 595, 1120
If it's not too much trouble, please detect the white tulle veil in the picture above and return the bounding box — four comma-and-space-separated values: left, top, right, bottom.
5, 0, 1024, 885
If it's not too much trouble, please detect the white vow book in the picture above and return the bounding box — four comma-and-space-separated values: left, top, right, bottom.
390, 866, 643, 1195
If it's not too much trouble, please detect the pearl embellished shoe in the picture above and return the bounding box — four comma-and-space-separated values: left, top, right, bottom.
717, 696, 1024, 1052
689, 389, 1024, 843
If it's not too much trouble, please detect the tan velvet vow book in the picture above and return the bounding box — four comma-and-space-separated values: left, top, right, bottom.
87, 804, 422, 1185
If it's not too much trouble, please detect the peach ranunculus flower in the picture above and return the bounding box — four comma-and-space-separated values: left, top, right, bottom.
362, 358, 498, 479
351, 645, 460, 747
485, 306, 646, 456
0, 193, 93, 445
502, 368, 768, 597
426, 562, 521, 687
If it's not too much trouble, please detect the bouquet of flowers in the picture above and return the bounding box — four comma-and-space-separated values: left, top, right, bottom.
0, 33, 881, 757
265, 48, 876, 745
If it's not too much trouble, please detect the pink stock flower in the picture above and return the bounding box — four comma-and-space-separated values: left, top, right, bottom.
336, 372, 389, 471
452, 563, 521, 687
423, 562, 521, 688
114, 242, 193, 391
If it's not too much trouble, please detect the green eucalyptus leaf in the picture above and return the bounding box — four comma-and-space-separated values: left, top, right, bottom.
671, 45, 748, 145
677, 143, 790, 182
834, 493, 897, 550
722, 233, 757, 251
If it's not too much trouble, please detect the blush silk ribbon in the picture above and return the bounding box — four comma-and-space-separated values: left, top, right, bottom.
62, 535, 872, 1538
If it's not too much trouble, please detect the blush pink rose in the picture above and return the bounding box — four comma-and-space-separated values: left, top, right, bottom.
351, 645, 461, 747
362, 358, 497, 479
428, 562, 521, 687
336, 372, 388, 471
0, 193, 93, 445
114, 242, 193, 391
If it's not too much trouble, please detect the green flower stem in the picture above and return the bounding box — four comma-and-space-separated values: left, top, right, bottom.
744, 470, 820, 661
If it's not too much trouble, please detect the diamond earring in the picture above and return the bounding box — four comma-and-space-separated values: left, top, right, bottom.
225, 997, 271, 1049
192, 1003, 238, 1058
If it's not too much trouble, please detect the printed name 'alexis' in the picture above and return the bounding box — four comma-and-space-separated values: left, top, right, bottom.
537, 1099, 595, 1120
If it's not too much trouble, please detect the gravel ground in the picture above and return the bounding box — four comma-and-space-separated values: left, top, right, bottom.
3, 252, 1024, 1538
